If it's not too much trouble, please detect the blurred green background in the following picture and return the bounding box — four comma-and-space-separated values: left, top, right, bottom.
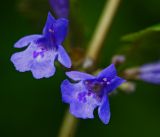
0, 0, 160, 137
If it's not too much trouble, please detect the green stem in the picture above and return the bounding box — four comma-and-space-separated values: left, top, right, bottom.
83, 0, 121, 68
57, 109, 78, 137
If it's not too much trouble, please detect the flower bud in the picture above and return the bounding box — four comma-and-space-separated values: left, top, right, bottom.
49, 0, 69, 18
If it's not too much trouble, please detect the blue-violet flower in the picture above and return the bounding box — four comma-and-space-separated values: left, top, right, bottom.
61, 64, 125, 124
49, 0, 69, 18
139, 61, 160, 84
11, 12, 71, 79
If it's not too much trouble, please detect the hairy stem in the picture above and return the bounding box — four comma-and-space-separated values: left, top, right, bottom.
58, 0, 121, 137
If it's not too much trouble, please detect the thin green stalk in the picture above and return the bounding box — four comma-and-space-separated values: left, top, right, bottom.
83, 0, 121, 68
58, 110, 78, 137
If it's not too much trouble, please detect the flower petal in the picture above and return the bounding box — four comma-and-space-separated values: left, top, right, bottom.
66, 71, 95, 81
31, 61, 55, 79
53, 18, 68, 45
140, 61, 160, 73
11, 45, 35, 72
61, 79, 78, 103
140, 73, 160, 84
70, 100, 96, 119
49, 0, 69, 18
105, 76, 126, 93
97, 64, 117, 79
42, 12, 68, 47
58, 45, 71, 68
11, 40, 57, 79
30, 53, 57, 79
43, 12, 56, 35
14, 35, 42, 48
98, 96, 111, 124
61, 80, 98, 119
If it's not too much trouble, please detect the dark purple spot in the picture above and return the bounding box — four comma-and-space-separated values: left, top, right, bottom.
33, 51, 39, 58
84, 78, 111, 99
33, 48, 46, 59
87, 92, 91, 96
77, 92, 87, 103
83, 97, 87, 103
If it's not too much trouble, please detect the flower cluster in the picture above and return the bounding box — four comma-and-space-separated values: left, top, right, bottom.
7, 0, 160, 127
10, 1, 126, 124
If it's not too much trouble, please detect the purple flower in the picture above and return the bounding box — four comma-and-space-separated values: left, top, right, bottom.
139, 61, 160, 84
61, 64, 125, 124
11, 12, 71, 79
49, 0, 69, 18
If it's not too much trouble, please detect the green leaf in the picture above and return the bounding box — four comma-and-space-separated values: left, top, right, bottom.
122, 24, 160, 42
117, 24, 160, 68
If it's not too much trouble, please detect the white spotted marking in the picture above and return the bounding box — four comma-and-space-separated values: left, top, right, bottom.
103, 78, 107, 82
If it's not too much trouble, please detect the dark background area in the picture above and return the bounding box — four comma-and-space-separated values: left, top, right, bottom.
0, 0, 160, 137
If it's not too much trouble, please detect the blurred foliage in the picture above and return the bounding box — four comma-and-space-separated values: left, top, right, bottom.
0, 0, 160, 137
117, 24, 160, 68
16, 0, 49, 21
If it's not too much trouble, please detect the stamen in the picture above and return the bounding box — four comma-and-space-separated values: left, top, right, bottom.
49, 29, 54, 33
103, 78, 107, 82
85, 81, 89, 85
107, 82, 110, 85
